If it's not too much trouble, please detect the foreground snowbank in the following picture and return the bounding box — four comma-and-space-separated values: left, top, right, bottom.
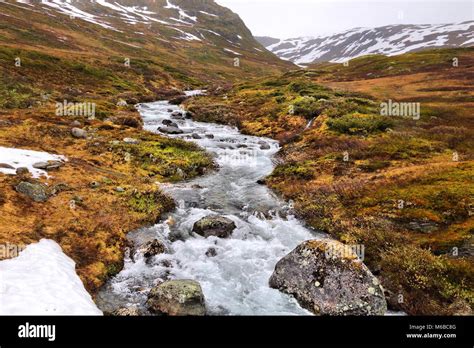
0, 239, 102, 315
0, 146, 66, 178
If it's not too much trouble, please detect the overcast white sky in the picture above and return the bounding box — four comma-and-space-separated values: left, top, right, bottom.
215, 0, 474, 39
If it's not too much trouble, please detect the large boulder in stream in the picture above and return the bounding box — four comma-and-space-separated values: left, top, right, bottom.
269, 239, 387, 315
192, 215, 236, 238
147, 280, 206, 316
158, 126, 183, 134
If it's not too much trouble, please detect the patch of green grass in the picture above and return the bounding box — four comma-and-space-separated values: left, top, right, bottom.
327, 113, 393, 135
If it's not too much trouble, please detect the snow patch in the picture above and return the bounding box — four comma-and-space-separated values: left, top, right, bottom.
0, 146, 66, 178
0, 239, 102, 315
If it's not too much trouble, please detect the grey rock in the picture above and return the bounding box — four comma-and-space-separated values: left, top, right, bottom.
15, 167, 30, 175
258, 141, 271, 150
71, 127, 87, 139
191, 133, 202, 139
15, 181, 49, 202
269, 239, 387, 316
123, 137, 140, 145
205, 134, 215, 139
32, 160, 64, 171
192, 215, 236, 238
205, 248, 217, 257
147, 280, 206, 316
115, 187, 125, 193
171, 111, 184, 119
70, 120, 81, 127
90, 181, 100, 189
158, 126, 184, 135
162, 119, 178, 127
0, 163, 15, 169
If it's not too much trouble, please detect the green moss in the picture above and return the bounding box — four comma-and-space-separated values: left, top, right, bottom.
327, 113, 393, 135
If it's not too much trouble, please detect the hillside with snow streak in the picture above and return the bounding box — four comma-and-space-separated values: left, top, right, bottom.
257, 21, 474, 64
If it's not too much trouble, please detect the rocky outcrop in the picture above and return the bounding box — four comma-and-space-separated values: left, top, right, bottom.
192, 215, 236, 238
269, 239, 387, 315
146, 280, 206, 316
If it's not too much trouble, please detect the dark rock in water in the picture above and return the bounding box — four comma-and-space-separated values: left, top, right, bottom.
167, 109, 173, 113
192, 133, 202, 139
237, 144, 248, 148
192, 215, 236, 238
170, 112, 184, 120
140, 239, 166, 259
0, 163, 15, 169
256, 179, 266, 185
169, 95, 188, 105
15, 181, 49, 202
16, 167, 30, 175
162, 119, 178, 127
158, 126, 184, 134
184, 111, 194, 119
258, 141, 271, 150
269, 239, 387, 316
147, 280, 206, 316
205, 247, 217, 257
205, 134, 215, 139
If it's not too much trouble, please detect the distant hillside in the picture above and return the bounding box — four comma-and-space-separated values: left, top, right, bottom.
257, 21, 474, 64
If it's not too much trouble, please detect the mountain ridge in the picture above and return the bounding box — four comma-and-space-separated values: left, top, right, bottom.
256, 21, 474, 64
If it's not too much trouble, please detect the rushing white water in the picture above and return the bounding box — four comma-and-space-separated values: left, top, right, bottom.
97, 92, 324, 315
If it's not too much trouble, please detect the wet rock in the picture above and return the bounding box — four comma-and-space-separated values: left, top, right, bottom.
140, 239, 166, 259
258, 141, 271, 150
184, 111, 194, 119
205, 247, 217, 257
237, 144, 248, 148
162, 119, 178, 127
158, 126, 184, 134
123, 137, 140, 145
112, 307, 141, 316
71, 127, 87, 139
269, 239, 387, 315
192, 133, 202, 139
16, 167, 29, 175
192, 215, 236, 238
0, 163, 14, 169
205, 134, 215, 139
171, 111, 184, 119
147, 280, 206, 316
15, 181, 49, 202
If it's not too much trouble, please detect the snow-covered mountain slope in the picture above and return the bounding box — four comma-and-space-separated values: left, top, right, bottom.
257, 21, 474, 65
